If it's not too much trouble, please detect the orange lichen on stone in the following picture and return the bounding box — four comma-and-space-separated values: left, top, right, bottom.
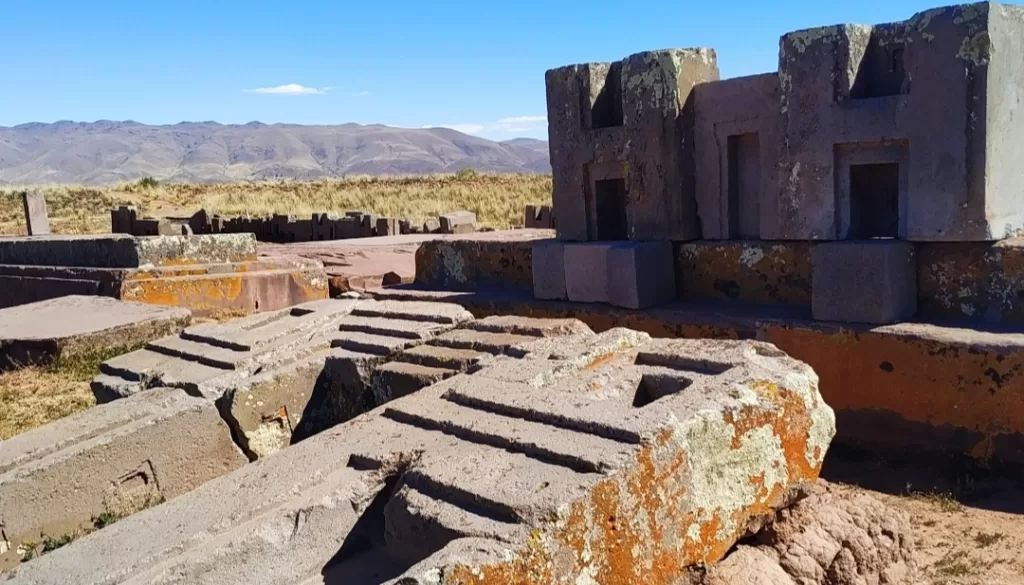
675, 241, 814, 306
763, 325, 1024, 462
441, 394, 825, 585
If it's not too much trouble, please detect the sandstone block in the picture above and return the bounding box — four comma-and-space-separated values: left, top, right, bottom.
531, 239, 566, 300
563, 242, 611, 303
439, 211, 477, 234
812, 241, 917, 324
607, 240, 676, 309
0, 295, 190, 371
0, 387, 246, 570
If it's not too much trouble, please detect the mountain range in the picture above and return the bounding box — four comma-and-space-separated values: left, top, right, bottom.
0, 121, 551, 185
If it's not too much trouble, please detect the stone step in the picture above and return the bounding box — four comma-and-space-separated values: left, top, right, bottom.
372, 362, 457, 404
331, 331, 415, 356
382, 399, 633, 474
397, 345, 488, 370
145, 336, 248, 370
348, 300, 473, 325
461, 315, 592, 338
337, 316, 449, 340
429, 329, 537, 354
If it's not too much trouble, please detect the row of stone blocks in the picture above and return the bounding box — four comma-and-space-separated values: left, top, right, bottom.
534, 238, 917, 323
0, 299, 851, 583
112, 206, 479, 241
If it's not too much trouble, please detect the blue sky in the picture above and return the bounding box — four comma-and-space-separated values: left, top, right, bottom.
2, 0, 942, 140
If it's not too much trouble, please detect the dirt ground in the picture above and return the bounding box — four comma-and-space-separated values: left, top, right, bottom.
823, 447, 1024, 585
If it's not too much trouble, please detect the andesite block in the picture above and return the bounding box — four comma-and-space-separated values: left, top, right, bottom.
812, 240, 917, 324
531, 239, 566, 300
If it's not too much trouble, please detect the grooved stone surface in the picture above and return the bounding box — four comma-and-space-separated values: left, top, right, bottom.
4, 328, 834, 585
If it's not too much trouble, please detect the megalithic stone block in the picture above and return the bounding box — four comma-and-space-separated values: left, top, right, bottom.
531, 239, 566, 300
4, 329, 834, 585
811, 240, 917, 324
563, 242, 612, 303
607, 240, 676, 309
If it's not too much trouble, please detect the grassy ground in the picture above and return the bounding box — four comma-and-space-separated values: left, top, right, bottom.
0, 360, 98, 440
0, 173, 553, 236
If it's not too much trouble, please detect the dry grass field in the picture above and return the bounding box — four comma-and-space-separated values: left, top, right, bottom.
0, 172, 553, 236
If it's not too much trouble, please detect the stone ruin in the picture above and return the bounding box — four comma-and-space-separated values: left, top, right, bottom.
111, 206, 480, 241
538, 2, 1024, 320
9, 3, 1022, 583
2, 295, 915, 584
0, 232, 328, 316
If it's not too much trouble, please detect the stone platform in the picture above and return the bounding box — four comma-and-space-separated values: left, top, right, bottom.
3, 328, 835, 584
258, 229, 552, 295
0, 295, 190, 371
0, 233, 328, 315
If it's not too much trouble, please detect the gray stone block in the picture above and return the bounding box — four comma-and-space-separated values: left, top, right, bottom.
812, 241, 917, 324
439, 211, 476, 234
531, 239, 566, 300
0, 295, 190, 371
21, 190, 49, 236
607, 241, 676, 309
0, 387, 247, 570
563, 242, 611, 303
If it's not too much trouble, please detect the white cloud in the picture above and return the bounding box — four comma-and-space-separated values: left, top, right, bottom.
243, 83, 330, 95
353, 91, 371, 97
427, 115, 546, 137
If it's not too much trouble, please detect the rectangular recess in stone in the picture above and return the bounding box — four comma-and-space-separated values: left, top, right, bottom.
632, 372, 693, 407
587, 61, 623, 129
594, 178, 628, 241
849, 33, 907, 99
849, 162, 900, 239
727, 133, 762, 239
634, 350, 734, 375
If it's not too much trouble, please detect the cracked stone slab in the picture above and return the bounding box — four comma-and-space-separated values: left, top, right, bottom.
0, 387, 246, 571
4, 327, 834, 585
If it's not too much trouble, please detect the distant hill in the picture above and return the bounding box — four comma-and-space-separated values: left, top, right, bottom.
0, 121, 551, 185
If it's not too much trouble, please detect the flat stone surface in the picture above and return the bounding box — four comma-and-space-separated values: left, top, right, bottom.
3, 328, 833, 585
0, 296, 189, 341
564, 242, 612, 303
0, 296, 191, 370
531, 239, 566, 300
